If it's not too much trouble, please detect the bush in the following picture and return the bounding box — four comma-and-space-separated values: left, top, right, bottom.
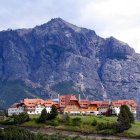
96, 122, 107, 130
59, 114, 70, 123
46, 119, 59, 126
13, 112, 30, 124
2, 126, 36, 140
91, 119, 97, 126
72, 118, 81, 126
1, 118, 15, 125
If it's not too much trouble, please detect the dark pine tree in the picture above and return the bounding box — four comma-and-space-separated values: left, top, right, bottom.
117, 105, 132, 132
38, 108, 49, 123
49, 105, 58, 119
123, 105, 135, 123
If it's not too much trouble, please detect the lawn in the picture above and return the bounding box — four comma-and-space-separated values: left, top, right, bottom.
22, 114, 118, 133
29, 114, 40, 119
69, 115, 117, 124
123, 120, 140, 137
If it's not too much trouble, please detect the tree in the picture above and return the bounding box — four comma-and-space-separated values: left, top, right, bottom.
13, 112, 29, 124
105, 107, 113, 116
123, 105, 134, 123
38, 108, 49, 123
49, 105, 58, 119
117, 105, 133, 132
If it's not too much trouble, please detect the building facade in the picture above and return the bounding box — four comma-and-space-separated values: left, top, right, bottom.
8, 94, 138, 117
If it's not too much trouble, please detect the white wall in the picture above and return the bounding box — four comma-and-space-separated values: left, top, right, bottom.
8, 106, 24, 116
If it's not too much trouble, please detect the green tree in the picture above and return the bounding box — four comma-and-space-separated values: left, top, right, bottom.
123, 105, 134, 123
117, 105, 132, 132
49, 105, 58, 119
38, 108, 49, 123
13, 112, 29, 124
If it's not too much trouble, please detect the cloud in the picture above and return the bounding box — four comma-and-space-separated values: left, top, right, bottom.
0, 0, 140, 53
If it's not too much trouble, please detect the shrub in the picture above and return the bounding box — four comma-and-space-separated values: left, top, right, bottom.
72, 117, 81, 126
13, 112, 30, 124
96, 122, 107, 130
1, 126, 35, 140
60, 114, 70, 123
91, 119, 97, 126
46, 119, 59, 126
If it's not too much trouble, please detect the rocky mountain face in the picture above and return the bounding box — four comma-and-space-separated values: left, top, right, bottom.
0, 18, 140, 108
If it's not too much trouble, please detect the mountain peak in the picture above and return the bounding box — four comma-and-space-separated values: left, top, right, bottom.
36, 18, 82, 32
49, 17, 65, 22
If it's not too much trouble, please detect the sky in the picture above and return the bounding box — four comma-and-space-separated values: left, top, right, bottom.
1, 0, 140, 53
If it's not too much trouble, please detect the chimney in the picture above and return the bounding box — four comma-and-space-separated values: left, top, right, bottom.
78, 93, 81, 102
109, 99, 111, 106
58, 93, 60, 101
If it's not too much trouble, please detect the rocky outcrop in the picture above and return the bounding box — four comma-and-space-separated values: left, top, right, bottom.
0, 18, 140, 108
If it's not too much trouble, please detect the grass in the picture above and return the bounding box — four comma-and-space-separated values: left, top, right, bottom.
69, 115, 117, 124
2, 114, 140, 138
29, 114, 40, 119
123, 121, 140, 137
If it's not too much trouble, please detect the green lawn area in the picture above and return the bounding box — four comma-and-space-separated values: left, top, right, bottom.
29, 114, 40, 119
123, 120, 140, 137
69, 115, 117, 124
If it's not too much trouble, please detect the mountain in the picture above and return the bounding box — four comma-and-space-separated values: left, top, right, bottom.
0, 18, 140, 108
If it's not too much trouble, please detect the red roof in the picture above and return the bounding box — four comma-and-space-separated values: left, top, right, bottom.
112, 100, 138, 108
9, 103, 20, 108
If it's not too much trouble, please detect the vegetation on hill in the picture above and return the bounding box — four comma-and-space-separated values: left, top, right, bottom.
0, 126, 92, 140
0, 80, 48, 109
1, 113, 140, 139
51, 80, 78, 94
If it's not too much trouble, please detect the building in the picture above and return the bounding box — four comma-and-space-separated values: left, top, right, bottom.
96, 101, 110, 115
8, 94, 138, 117
8, 103, 24, 116
59, 94, 81, 114
111, 100, 138, 117
86, 101, 99, 115
8, 98, 57, 116
79, 99, 90, 114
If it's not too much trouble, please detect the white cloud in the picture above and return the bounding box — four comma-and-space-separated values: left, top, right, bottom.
0, 0, 140, 53
75, 0, 140, 53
